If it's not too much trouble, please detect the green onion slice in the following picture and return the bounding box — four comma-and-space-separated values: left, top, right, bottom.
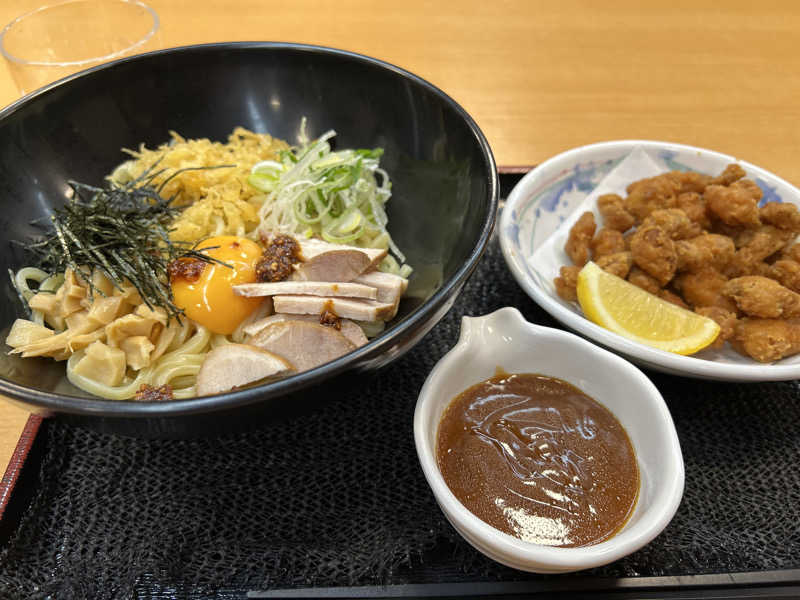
250, 129, 409, 276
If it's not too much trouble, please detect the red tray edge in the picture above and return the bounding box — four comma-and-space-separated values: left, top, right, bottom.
0, 415, 44, 521
497, 165, 533, 174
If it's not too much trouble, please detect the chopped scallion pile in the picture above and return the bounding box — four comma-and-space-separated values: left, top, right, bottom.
249, 130, 411, 277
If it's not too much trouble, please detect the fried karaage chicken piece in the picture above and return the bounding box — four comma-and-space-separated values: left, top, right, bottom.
565, 211, 596, 266
554, 265, 581, 302
625, 174, 680, 223
723, 276, 800, 318
676, 192, 711, 229
675, 233, 735, 273
710, 220, 744, 240
726, 225, 795, 277
705, 180, 762, 228
782, 243, 800, 263
770, 259, 800, 293
760, 201, 800, 233
695, 306, 737, 349
676, 239, 713, 273
667, 170, 713, 194
596, 251, 633, 279
710, 163, 746, 186
627, 266, 661, 295
629, 224, 677, 285
597, 193, 635, 232
693, 233, 736, 270
622, 229, 635, 250
751, 262, 776, 278
641, 208, 701, 240
734, 224, 794, 250
590, 228, 626, 259
673, 268, 734, 311
731, 318, 800, 362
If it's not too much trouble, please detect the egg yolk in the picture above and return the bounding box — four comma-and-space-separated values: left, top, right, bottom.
171, 236, 263, 335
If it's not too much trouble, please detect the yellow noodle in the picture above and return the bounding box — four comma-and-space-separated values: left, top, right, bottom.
66, 352, 153, 400
164, 324, 211, 356
210, 333, 230, 349
15, 267, 50, 298
150, 352, 205, 378
231, 298, 272, 343
65, 324, 215, 400
170, 375, 197, 389
168, 320, 194, 350
172, 387, 197, 400
152, 363, 201, 387
15, 268, 62, 327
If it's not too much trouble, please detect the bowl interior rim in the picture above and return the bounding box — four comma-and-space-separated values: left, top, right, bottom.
0, 41, 499, 416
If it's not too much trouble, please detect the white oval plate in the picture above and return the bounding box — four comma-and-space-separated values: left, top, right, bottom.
499, 140, 800, 381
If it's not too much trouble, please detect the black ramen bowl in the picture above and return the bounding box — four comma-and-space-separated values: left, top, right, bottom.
0, 42, 497, 437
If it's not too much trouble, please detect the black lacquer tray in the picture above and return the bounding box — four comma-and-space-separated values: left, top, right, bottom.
1, 175, 799, 599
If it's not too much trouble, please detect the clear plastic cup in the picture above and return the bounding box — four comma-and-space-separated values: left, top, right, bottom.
0, 0, 159, 95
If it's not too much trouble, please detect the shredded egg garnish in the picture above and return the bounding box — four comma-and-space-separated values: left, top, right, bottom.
171, 235, 262, 335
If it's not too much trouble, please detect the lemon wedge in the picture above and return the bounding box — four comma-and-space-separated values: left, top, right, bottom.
576, 261, 720, 355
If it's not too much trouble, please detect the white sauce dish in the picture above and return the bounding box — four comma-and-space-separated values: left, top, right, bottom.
414, 307, 684, 573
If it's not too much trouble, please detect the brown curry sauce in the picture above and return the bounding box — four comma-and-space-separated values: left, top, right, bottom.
436, 371, 638, 547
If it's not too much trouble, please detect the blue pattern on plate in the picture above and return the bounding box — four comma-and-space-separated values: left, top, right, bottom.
519, 157, 624, 256
506, 216, 520, 248
535, 164, 599, 213
756, 178, 781, 206
658, 150, 695, 172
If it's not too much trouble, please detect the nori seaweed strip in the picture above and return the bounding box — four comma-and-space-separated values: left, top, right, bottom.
25, 161, 234, 320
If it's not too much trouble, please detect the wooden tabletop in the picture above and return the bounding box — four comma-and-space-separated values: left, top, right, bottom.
1, 0, 799, 472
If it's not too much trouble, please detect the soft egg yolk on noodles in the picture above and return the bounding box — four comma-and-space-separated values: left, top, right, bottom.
171, 235, 263, 335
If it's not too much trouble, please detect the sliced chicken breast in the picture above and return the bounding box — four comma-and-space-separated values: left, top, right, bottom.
353, 271, 408, 304
291, 250, 371, 282
243, 314, 368, 347
250, 321, 356, 371
290, 238, 387, 282
196, 343, 293, 396
272, 295, 396, 322
297, 237, 387, 267
234, 280, 377, 300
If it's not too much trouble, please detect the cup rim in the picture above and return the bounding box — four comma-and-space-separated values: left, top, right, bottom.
0, 0, 159, 67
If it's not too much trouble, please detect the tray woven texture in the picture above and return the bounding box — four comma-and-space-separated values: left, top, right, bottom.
1, 236, 799, 599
